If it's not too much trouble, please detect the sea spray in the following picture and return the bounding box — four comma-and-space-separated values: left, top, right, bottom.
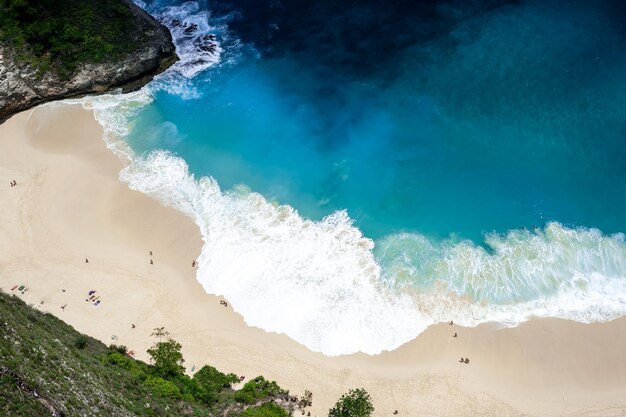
63, 88, 626, 355
113, 150, 626, 355
59, 0, 626, 356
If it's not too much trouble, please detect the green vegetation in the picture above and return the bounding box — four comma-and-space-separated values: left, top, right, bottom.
328, 388, 374, 417
0, 0, 146, 77
241, 402, 290, 417
74, 334, 89, 349
147, 327, 186, 378
0, 291, 306, 416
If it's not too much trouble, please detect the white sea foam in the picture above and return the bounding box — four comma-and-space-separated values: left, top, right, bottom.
115, 149, 626, 355
149, 1, 240, 80
72, 88, 626, 355
60, 1, 626, 356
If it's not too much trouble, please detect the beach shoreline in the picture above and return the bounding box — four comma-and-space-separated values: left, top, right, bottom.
1, 104, 626, 416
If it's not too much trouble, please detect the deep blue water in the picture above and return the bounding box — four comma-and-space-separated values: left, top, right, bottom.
129, 0, 626, 242
104, 0, 626, 354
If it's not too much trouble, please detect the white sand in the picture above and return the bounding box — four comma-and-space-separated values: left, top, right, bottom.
1, 105, 626, 416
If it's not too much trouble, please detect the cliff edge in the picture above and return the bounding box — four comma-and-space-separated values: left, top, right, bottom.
0, 0, 177, 124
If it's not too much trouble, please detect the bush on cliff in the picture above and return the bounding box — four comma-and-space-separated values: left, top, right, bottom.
241, 402, 290, 417
0, 0, 144, 77
0, 291, 296, 416
329, 388, 374, 417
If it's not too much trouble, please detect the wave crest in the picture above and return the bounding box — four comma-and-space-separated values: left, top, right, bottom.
117, 150, 626, 355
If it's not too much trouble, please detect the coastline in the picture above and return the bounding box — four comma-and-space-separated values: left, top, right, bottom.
1, 105, 626, 416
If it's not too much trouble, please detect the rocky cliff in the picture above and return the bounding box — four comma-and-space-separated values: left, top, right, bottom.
0, 0, 177, 124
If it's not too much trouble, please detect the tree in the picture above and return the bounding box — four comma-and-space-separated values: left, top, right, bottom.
147, 327, 185, 378
298, 390, 313, 411
328, 388, 374, 417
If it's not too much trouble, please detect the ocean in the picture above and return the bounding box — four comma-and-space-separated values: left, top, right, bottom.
81, 0, 626, 355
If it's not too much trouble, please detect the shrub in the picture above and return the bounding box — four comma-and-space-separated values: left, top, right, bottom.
235, 376, 286, 404
170, 374, 206, 403
144, 375, 182, 399
108, 344, 127, 354
242, 402, 289, 417
193, 365, 239, 398
74, 336, 88, 349
328, 388, 374, 417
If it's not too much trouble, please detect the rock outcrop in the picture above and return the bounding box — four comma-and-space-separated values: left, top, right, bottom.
0, 0, 177, 124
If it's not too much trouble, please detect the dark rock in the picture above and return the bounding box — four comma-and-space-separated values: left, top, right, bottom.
184, 23, 199, 35
0, 0, 178, 124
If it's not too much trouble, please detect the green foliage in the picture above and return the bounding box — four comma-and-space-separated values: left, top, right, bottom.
242, 402, 290, 417
193, 365, 239, 402
235, 376, 287, 404
298, 390, 313, 411
74, 335, 88, 349
0, 292, 211, 415
0, 0, 145, 78
108, 344, 128, 355
328, 388, 374, 417
147, 330, 186, 379
144, 375, 182, 399
0, 291, 295, 416
0, 373, 51, 416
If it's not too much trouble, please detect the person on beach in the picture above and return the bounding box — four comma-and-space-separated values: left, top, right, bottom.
192, 260, 196, 267
149, 250, 153, 256
453, 332, 457, 337
449, 320, 453, 325
150, 259, 153, 265
459, 357, 465, 363
464, 358, 470, 364
85, 258, 89, 263
131, 324, 135, 329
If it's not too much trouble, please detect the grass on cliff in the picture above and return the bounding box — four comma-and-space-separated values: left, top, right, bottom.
0, 0, 147, 78
0, 291, 299, 417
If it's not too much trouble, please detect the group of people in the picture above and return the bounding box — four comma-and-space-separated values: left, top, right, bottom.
85, 290, 101, 306
219, 299, 228, 307
9, 180, 17, 187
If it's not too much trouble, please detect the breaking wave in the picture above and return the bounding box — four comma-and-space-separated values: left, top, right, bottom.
67, 0, 626, 356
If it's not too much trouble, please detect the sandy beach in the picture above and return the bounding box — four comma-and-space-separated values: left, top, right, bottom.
1, 104, 626, 416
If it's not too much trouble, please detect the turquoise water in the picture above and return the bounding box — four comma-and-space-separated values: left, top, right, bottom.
129, 0, 626, 242
104, 0, 626, 354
